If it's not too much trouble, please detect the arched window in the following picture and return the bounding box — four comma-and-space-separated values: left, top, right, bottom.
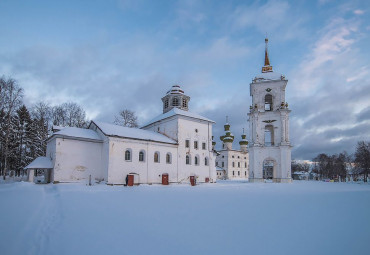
125, 149, 131, 161
186, 155, 191, 165
164, 99, 169, 109
154, 152, 160, 163
166, 153, 172, 164
195, 156, 199, 166
172, 97, 179, 106
205, 157, 208, 166
264, 125, 274, 146
139, 150, 145, 162
265, 94, 273, 111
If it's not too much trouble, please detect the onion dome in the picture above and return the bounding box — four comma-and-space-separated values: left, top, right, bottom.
239, 133, 249, 146
220, 117, 234, 143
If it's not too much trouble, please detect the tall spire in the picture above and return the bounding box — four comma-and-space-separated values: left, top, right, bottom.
262, 37, 273, 73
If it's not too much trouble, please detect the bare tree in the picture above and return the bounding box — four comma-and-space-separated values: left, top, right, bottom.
114, 109, 138, 128
355, 141, 370, 182
52, 102, 88, 128
0, 77, 23, 178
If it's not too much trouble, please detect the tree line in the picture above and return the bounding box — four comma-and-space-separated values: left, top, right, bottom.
0, 76, 139, 178
0, 77, 90, 178
292, 141, 370, 182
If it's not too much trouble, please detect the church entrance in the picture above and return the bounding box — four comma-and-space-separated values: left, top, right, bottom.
263, 160, 274, 179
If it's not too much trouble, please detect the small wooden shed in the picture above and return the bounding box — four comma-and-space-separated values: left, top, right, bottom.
24, 157, 53, 184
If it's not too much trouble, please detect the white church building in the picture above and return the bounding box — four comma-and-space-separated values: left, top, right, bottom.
26, 85, 217, 185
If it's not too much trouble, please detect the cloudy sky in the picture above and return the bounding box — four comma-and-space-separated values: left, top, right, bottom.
1, 0, 369, 160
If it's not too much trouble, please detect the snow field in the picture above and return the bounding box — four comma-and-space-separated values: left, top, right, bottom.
1, 181, 370, 255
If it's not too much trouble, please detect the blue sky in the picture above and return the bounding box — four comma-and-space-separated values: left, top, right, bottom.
1, 0, 369, 160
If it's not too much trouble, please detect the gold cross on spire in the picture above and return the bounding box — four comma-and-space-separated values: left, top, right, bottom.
262, 37, 273, 73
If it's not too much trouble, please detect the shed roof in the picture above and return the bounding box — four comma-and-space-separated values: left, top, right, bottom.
25, 157, 53, 169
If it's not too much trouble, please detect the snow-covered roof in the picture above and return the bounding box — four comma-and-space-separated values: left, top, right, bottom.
51, 127, 103, 141
254, 71, 284, 81
52, 125, 64, 132
92, 121, 177, 144
142, 108, 215, 127
25, 157, 53, 169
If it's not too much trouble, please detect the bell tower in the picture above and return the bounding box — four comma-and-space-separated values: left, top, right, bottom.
247, 38, 292, 183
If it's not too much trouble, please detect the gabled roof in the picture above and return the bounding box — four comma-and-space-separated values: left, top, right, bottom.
91, 121, 177, 144
49, 126, 103, 142
142, 108, 215, 128
25, 157, 53, 169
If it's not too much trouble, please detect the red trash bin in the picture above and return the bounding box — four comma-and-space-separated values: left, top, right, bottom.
190, 175, 196, 186
162, 173, 169, 185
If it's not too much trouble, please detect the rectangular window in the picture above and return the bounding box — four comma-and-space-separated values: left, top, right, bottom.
238, 171, 240, 176
232, 162, 235, 167
245, 171, 247, 176
194, 141, 198, 149
202, 142, 206, 150
222, 162, 224, 167
238, 162, 240, 168
245, 162, 247, 168
232, 171, 235, 176
185, 140, 190, 148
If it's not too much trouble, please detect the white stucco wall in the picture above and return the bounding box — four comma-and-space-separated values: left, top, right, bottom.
106, 137, 178, 185
50, 137, 104, 183
177, 116, 216, 183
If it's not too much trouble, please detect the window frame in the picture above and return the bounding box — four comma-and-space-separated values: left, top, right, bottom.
202, 142, 206, 150
154, 152, 160, 163
166, 153, 172, 164
125, 149, 132, 161
139, 150, 145, 162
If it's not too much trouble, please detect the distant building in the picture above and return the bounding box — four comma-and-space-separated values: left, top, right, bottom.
26, 85, 217, 185
215, 120, 249, 180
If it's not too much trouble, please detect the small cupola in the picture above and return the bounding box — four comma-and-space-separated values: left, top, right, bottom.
239, 128, 249, 152
161, 85, 190, 113
220, 116, 234, 150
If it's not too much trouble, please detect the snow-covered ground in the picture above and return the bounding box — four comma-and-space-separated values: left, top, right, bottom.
1, 181, 370, 255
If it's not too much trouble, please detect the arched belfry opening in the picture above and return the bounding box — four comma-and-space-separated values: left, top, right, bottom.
161, 85, 190, 113
265, 94, 273, 111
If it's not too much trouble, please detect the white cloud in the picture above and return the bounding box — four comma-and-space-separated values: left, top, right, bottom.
353, 9, 365, 15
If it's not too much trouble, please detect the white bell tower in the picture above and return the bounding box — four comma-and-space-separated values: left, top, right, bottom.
248, 38, 292, 183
